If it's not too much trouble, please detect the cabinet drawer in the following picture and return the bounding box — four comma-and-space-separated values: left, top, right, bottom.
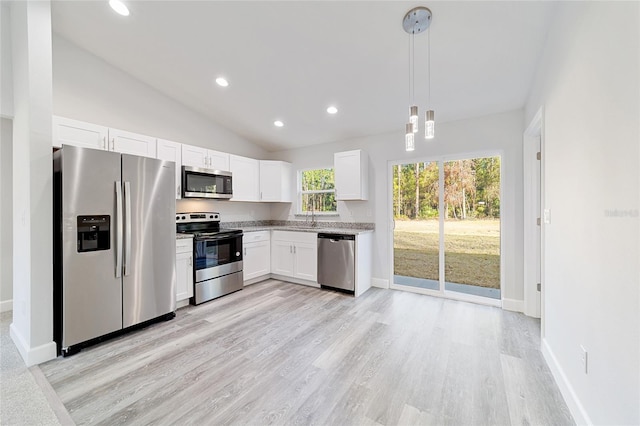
176, 238, 193, 253
243, 231, 270, 243
271, 230, 317, 244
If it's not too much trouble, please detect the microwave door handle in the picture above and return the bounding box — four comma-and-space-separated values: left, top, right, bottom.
115, 181, 123, 278
124, 181, 132, 276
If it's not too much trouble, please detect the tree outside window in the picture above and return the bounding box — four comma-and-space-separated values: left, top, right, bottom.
299, 168, 336, 213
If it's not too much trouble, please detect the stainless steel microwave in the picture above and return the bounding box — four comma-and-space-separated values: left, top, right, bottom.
181, 166, 233, 199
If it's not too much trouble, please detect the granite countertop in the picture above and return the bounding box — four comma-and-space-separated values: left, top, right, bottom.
223, 224, 374, 236
176, 221, 375, 238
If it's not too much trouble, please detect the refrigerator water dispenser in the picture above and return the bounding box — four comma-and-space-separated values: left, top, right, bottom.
77, 215, 110, 252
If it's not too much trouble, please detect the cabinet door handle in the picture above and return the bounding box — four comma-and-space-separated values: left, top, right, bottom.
111, 138, 116, 151
188, 256, 192, 266
102, 136, 107, 150
293, 245, 296, 254
177, 185, 181, 197
244, 247, 247, 256
290, 245, 292, 254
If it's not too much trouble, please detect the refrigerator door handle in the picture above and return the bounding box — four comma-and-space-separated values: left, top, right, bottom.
124, 181, 132, 276
115, 181, 123, 278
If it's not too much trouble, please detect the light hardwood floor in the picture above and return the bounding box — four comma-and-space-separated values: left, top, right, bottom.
39, 280, 574, 425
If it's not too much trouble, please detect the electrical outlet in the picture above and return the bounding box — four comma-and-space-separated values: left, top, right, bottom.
580, 345, 588, 374
543, 209, 551, 224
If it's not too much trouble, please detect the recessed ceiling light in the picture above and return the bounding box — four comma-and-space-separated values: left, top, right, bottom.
274, 120, 284, 127
215, 77, 229, 87
109, 0, 129, 16
327, 106, 338, 114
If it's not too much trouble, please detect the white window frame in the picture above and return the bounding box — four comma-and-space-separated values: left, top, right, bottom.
297, 167, 337, 215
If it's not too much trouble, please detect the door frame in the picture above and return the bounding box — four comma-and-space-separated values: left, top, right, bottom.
523, 107, 545, 324
388, 149, 504, 308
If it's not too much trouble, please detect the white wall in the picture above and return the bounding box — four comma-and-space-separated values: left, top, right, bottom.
176, 199, 272, 223
0, 5, 13, 312
525, 2, 639, 425
52, 35, 267, 160
0, 117, 12, 312
271, 109, 525, 303
10, 0, 57, 366
1, 2, 13, 118
52, 34, 274, 221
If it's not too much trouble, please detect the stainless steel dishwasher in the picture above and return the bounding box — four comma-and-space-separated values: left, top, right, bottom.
317, 233, 356, 292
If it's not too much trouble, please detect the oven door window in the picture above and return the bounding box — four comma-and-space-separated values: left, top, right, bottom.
194, 236, 241, 270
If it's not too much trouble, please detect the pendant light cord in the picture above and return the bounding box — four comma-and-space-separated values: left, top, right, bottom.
411, 30, 415, 104
427, 27, 431, 106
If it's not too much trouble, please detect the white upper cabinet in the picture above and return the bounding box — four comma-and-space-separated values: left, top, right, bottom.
181, 144, 230, 171
208, 150, 230, 171
109, 128, 157, 158
334, 149, 369, 200
53, 116, 108, 150
229, 154, 260, 202
181, 144, 208, 168
156, 139, 183, 199
53, 116, 157, 158
259, 160, 292, 202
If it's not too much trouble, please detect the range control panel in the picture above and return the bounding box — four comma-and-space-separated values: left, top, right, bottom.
175, 212, 220, 223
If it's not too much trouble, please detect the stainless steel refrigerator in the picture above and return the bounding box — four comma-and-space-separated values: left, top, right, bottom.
53, 145, 176, 356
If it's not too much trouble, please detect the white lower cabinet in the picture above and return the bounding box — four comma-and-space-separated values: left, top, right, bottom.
243, 231, 271, 283
176, 238, 194, 304
271, 231, 317, 282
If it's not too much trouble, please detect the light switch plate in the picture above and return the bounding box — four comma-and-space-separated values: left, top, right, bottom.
543, 209, 551, 224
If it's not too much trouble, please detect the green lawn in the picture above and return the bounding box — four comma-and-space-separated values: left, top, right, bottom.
393, 219, 500, 289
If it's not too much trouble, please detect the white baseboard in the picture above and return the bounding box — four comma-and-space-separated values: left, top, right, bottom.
371, 277, 389, 289
542, 338, 591, 425
502, 298, 524, 313
270, 274, 320, 288
0, 299, 12, 313
175, 299, 190, 310
243, 275, 271, 286
9, 324, 57, 366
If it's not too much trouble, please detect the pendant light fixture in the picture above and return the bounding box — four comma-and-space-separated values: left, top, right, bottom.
405, 123, 415, 151
425, 19, 435, 140
409, 30, 418, 134
402, 6, 434, 149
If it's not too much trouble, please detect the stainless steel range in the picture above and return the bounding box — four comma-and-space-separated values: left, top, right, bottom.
176, 212, 243, 305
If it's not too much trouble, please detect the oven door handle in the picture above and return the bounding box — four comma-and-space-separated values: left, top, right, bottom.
195, 234, 239, 242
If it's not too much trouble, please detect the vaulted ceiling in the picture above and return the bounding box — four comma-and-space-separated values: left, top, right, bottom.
51, 1, 556, 151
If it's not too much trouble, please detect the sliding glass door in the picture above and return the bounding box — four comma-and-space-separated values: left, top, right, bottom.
392, 155, 501, 302
443, 158, 501, 299
392, 162, 440, 291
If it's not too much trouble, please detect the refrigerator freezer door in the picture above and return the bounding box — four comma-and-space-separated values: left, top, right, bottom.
61, 145, 123, 348
121, 155, 176, 327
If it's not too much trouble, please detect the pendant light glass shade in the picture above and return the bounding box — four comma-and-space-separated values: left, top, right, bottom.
425, 109, 435, 139
405, 123, 415, 151
410, 106, 419, 133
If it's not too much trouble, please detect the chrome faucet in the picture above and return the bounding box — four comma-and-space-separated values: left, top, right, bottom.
305, 203, 317, 228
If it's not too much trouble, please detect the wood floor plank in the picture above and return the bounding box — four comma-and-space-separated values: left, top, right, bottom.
38, 279, 574, 426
